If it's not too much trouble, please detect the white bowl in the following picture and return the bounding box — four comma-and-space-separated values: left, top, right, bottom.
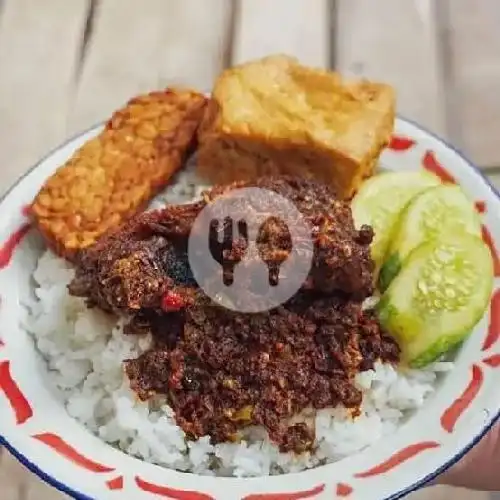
0, 118, 499, 500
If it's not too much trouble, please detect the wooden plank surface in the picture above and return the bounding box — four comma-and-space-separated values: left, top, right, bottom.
71, 0, 231, 132
232, 0, 330, 67
0, 452, 29, 500
70, 0, 172, 131
410, 486, 489, 500
0, 451, 67, 499
0, 0, 90, 191
159, 0, 232, 92
0, 1, 498, 499
334, 0, 447, 138
445, 0, 500, 168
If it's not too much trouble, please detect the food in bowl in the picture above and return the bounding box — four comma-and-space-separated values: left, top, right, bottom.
19, 56, 494, 479
66, 175, 400, 454
197, 55, 395, 199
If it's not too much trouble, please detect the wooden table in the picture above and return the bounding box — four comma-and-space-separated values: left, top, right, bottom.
0, 1, 498, 498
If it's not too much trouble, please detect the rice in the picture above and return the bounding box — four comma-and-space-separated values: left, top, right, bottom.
23, 159, 453, 476
22, 248, 453, 477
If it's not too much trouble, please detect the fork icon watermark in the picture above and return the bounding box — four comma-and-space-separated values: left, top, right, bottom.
188, 187, 314, 313
208, 217, 249, 286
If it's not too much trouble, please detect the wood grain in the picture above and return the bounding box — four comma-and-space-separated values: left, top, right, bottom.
158, 0, 232, 92
0, 0, 89, 192
408, 486, 489, 500
0, 2, 498, 499
71, 0, 231, 132
334, 0, 447, 137
232, 0, 330, 67
70, 0, 171, 131
444, 0, 500, 168
0, 451, 25, 500
0, 451, 68, 499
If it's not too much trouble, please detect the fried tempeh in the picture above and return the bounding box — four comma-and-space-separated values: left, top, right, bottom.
31, 88, 207, 260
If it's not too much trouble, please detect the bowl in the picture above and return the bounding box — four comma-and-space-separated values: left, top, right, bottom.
0, 118, 499, 500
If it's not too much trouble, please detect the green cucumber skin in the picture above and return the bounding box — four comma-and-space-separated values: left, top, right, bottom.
375, 295, 398, 332
386, 185, 482, 264
409, 336, 465, 368
376, 236, 494, 367
378, 253, 401, 292
381, 296, 489, 368
352, 172, 441, 270
379, 184, 482, 293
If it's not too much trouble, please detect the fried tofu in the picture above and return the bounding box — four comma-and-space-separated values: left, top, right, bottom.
31, 88, 207, 259
197, 55, 395, 199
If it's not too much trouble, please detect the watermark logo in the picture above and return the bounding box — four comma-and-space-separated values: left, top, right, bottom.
188, 187, 314, 313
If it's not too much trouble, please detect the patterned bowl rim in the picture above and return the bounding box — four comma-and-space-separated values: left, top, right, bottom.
0, 116, 499, 500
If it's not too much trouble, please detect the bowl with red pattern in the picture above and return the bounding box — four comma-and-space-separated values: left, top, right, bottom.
0, 117, 499, 500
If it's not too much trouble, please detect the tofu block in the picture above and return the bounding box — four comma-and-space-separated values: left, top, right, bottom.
197, 55, 395, 199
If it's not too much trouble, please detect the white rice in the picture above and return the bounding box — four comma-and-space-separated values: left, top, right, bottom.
23, 164, 454, 476
22, 249, 453, 477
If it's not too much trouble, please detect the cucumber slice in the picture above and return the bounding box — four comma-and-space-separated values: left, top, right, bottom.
352, 171, 440, 271
380, 184, 481, 290
377, 234, 493, 367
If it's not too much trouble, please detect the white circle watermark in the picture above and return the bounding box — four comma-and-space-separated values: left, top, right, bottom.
187, 187, 314, 313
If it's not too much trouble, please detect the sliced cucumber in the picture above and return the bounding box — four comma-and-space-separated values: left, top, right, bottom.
377, 234, 493, 367
379, 184, 481, 290
352, 171, 440, 272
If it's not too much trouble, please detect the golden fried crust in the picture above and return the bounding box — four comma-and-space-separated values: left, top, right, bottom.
31, 89, 207, 260
197, 55, 395, 199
